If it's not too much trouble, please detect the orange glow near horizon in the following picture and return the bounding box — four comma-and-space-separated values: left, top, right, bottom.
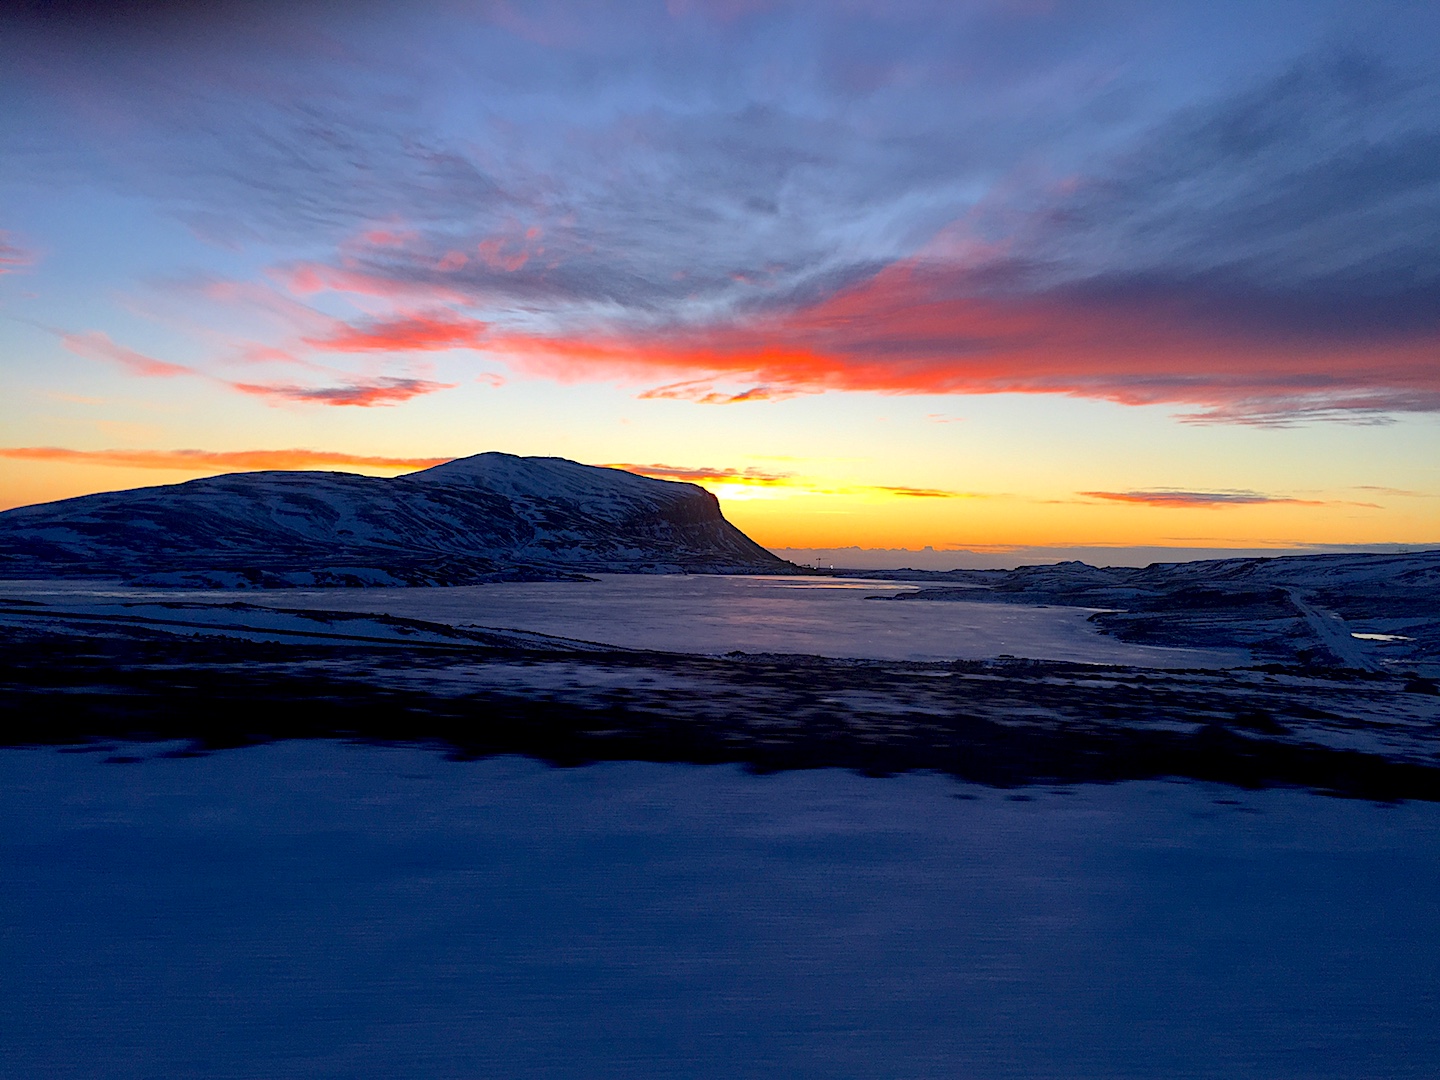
4, 448, 1433, 557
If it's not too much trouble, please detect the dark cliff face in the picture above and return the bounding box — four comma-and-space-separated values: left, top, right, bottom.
0, 453, 795, 585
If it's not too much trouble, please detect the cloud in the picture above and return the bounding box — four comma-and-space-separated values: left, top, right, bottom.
61, 330, 194, 377
610, 462, 983, 500
338, 48, 1440, 422
1042, 52, 1440, 326
10, 7, 1440, 424
0, 231, 35, 274
0, 446, 453, 471
607, 462, 794, 485
1353, 485, 1431, 497
232, 377, 454, 406
303, 312, 491, 352
481, 253, 1440, 422
635, 379, 798, 405
1080, 490, 1331, 508
55, 297, 465, 410
207, 47, 1440, 422
0, 1, 341, 37
873, 485, 972, 498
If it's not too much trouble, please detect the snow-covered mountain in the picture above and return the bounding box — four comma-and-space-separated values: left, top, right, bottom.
0, 453, 794, 585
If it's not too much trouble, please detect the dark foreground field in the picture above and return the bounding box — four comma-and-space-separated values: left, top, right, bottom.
4, 614, 1437, 802
6, 602, 1440, 1079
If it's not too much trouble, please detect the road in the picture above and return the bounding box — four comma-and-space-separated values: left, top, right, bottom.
1285, 589, 1376, 670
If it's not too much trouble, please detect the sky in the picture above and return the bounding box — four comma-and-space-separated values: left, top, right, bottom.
1, 0, 1437, 565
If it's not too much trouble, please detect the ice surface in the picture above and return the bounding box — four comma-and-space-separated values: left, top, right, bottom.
2, 743, 1437, 1079
1, 574, 1246, 667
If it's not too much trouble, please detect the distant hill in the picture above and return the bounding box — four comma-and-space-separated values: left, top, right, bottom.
0, 453, 795, 586
879, 549, 1440, 671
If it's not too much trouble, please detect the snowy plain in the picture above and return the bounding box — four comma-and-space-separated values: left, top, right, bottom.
2, 742, 1437, 1079
0, 574, 1245, 667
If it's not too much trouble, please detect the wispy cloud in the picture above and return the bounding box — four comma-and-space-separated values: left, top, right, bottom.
1353, 485, 1431, 497
1080, 490, 1338, 508
209, 45, 1440, 425
232, 377, 455, 407
874, 485, 975, 498
636, 379, 799, 405
61, 331, 193, 377
9, 6, 1440, 425
0, 231, 35, 274
480, 249, 1440, 423
58, 325, 456, 408
611, 462, 982, 500
0, 447, 453, 471
607, 462, 794, 485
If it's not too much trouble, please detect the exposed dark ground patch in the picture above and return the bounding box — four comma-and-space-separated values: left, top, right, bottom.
4, 622, 1437, 802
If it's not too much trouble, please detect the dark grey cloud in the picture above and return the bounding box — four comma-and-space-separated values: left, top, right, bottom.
0, 0, 370, 39
1031, 51, 1440, 335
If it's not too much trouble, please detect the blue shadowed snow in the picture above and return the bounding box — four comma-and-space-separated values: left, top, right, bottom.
2, 743, 1438, 1079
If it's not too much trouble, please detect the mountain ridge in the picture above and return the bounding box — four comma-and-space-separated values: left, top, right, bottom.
0, 452, 795, 586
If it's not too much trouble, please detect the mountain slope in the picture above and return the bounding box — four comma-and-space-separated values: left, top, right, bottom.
0, 453, 793, 585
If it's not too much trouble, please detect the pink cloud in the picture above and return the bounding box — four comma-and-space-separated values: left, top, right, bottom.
276, 259, 472, 305
61, 331, 193, 378
1080, 490, 1340, 508
360, 228, 418, 248
303, 312, 491, 353
481, 255, 1440, 422
231, 377, 455, 407
476, 222, 544, 273
0, 231, 35, 274
636, 379, 798, 405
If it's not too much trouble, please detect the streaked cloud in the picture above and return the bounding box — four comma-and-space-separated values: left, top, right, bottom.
1353, 485, 1430, 497
0, 231, 34, 274
1081, 490, 1333, 508
875, 485, 974, 499
479, 248, 1440, 423
61, 331, 193, 378
0, 447, 452, 471
58, 325, 456, 409
614, 462, 981, 500
608, 462, 794, 486
232, 377, 454, 407
636, 380, 798, 405
14, 6, 1437, 423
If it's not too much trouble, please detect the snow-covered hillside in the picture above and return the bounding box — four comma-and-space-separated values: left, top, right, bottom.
0, 453, 793, 585
884, 549, 1440, 671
